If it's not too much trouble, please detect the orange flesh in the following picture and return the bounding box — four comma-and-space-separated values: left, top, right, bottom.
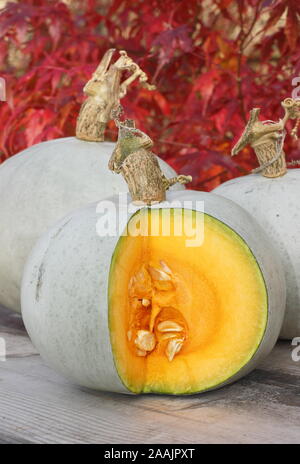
108, 209, 268, 394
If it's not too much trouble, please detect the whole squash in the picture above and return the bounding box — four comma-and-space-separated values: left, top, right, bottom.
214, 97, 300, 339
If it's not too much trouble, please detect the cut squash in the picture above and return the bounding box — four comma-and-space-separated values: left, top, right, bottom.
21, 191, 285, 394
109, 208, 268, 394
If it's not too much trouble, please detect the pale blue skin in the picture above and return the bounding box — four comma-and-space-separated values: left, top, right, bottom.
214, 170, 300, 339
0, 137, 181, 312
21, 190, 286, 394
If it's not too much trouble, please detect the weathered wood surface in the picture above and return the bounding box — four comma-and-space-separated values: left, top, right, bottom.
0, 305, 299, 444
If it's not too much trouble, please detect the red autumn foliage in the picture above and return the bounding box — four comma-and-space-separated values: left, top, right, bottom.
1, 0, 300, 190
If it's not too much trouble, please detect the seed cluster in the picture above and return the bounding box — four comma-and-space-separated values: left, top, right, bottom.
128, 260, 187, 361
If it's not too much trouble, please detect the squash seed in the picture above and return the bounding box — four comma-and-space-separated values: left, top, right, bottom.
142, 298, 151, 307
166, 338, 184, 361
159, 260, 173, 275
160, 333, 178, 341
157, 320, 184, 332
136, 349, 147, 357
135, 330, 156, 352
148, 266, 171, 281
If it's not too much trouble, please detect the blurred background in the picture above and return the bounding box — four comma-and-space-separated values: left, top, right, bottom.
0, 0, 300, 190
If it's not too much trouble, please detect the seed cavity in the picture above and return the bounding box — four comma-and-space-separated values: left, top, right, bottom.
128, 260, 187, 362
157, 320, 183, 333
134, 330, 156, 352
166, 338, 184, 362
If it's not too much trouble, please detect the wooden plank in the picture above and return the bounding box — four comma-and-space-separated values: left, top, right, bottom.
0, 433, 31, 444
0, 307, 38, 358
0, 305, 299, 444
0, 306, 25, 334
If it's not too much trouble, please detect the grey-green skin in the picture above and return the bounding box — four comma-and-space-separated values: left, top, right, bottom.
21, 190, 286, 394
0, 137, 182, 313
214, 170, 300, 340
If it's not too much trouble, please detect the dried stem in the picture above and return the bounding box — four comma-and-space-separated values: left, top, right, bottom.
109, 115, 192, 205
232, 97, 300, 178
76, 49, 155, 142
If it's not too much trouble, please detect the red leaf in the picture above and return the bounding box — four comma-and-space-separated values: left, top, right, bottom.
285, 7, 299, 50
0, 0, 299, 191
152, 25, 193, 77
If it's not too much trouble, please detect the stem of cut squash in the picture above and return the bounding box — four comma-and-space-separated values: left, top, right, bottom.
109, 117, 192, 205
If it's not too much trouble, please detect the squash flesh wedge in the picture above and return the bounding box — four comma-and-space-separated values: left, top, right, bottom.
109, 208, 268, 394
